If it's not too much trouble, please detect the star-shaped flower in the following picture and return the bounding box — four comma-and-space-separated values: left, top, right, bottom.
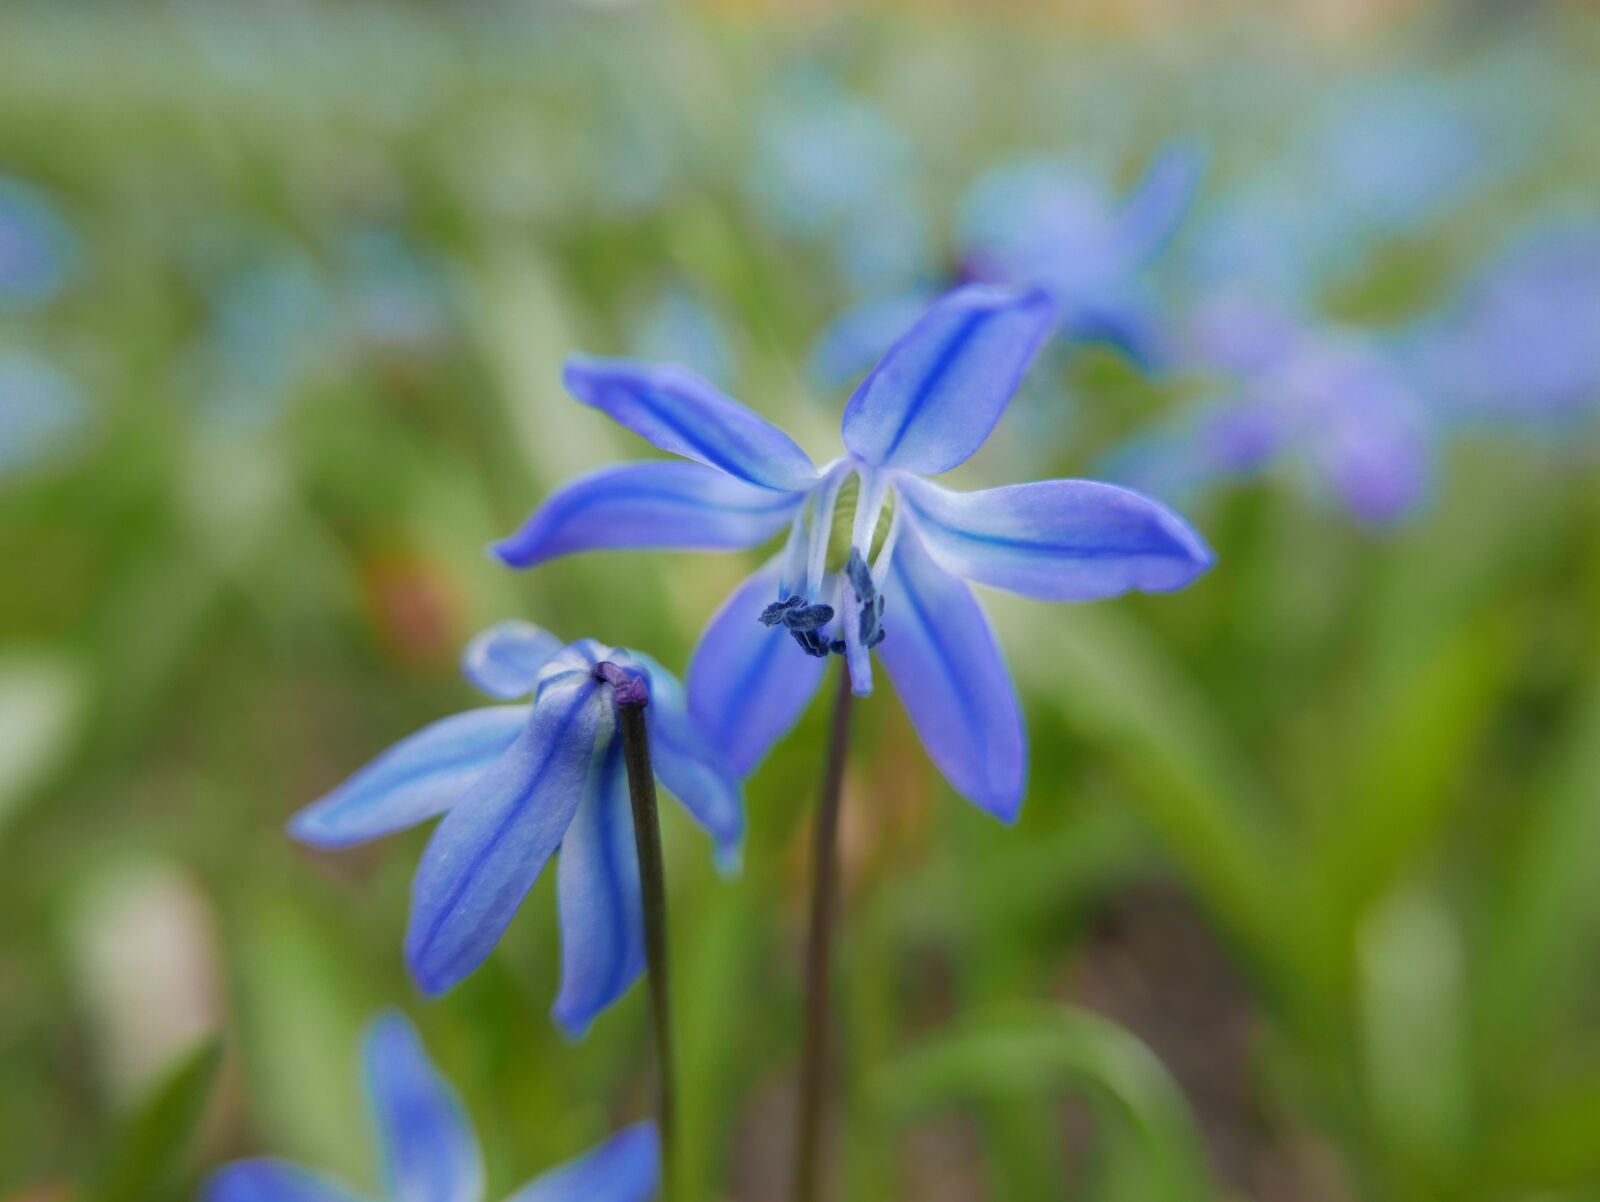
289, 623, 742, 1035
204, 1011, 658, 1202
495, 285, 1213, 821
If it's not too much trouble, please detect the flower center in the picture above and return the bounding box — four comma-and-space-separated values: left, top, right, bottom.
758, 463, 901, 659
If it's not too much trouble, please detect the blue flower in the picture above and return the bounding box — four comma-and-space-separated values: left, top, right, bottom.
288, 624, 743, 1035
0, 353, 90, 478
1105, 296, 1433, 527
494, 286, 1213, 821
0, 174, 77, 310
813, 143, 1205, 388
1409, 222, 1600, 425
203, 1011, 658, 1202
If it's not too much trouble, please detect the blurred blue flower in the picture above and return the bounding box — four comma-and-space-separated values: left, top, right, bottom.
745, 69, 930, 296
0, 175, 77, 309
813, 143, 1204, 388
495, 286, 1213, 821
339, 229, 453, 353
630, 285, 734, 390
1107, 297, 1433, 527
186, 236, 337, 428
204, 1011, 658, 1202
1410, 222, 1600, 424
289, 624, 742, 1034
1313, 73, 1504, 237
0, 353, 89, 477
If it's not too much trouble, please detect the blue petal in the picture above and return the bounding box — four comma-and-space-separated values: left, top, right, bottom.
364, 1012, 484, 1202
1114, 141, 1206, 265
878, 525, 1026, 821
649, 705, 746, 869
895, 474, 1214, 601
562, 356, 817, 491
202, 1161, 369, 1202
1311, 365, 1433, 526
808, 291, 933, 391
462, 622, 565, 700
502, 1123, 660, 1202
405, 677, 609, 996
841, 285, 1056, 475
687, 562, 828, 778
288, 707, 530, 850
552, 741, 643, 1038
493, 462, 803, 569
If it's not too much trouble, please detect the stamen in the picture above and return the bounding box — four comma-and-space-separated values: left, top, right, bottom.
804, 466, 849, 599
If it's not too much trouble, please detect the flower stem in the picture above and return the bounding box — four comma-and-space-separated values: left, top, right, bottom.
616, 699, 678, 1198
793, 665, 855, 1202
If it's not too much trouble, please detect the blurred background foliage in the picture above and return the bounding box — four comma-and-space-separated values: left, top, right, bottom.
1, 2, 1598, 1200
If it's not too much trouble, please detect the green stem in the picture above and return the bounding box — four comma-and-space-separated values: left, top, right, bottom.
793, 666, 856, 1202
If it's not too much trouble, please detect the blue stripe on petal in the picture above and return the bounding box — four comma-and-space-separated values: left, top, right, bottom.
288, 707, 530, 850
493, 462, 804, 570
878, 524, 1026, 821
563, 356, 817, 492
462, 622, 565, 700
364, 1013, 484, 1202
896, 474, 1214, 602
502, 1123, 661, 1202
687, 561, 828, 778
405, 678, 609, 996
841, 285, 1056, 475
202, 1161, 370, 1202
552, 739, 645, 1038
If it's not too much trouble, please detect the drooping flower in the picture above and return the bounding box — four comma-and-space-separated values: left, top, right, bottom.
495, 286, 1213, 821
204, 1010, 658, 1202
288, 624, 742, 1036
1104, 295, 1433, 527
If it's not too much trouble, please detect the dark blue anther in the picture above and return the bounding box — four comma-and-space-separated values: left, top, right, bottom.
844, 548, 888, 652
759, 593, 835, 637
759, 595, 805, 627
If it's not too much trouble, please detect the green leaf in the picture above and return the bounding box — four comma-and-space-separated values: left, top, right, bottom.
85, 1037, 222, 1202
998, 599, 1287, 970
875, 1004, 1216, 1202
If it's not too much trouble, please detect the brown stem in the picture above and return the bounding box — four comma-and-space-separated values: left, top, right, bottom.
616, 700, 677, 1199
792, 666, 856, 1202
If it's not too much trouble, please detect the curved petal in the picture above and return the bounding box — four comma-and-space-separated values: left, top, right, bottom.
878, 524, 1026, 821
563, 356, 817, 491
1114, 141, 1206, 266
808, 291, 933, 390
462, 622, 565, 700
649, 705, 745, 869
502, 1123, 660, 1202
687, 562, 828, 778
552, 740, 643, 1037
405, 676, 610, 996
364, 1012, 484, 1202
288, 707, 530, 850
895, 474, 1214, 602
202, 1161, 369, 1202
841, 285, 1056, 475
492, 462, 804, 570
